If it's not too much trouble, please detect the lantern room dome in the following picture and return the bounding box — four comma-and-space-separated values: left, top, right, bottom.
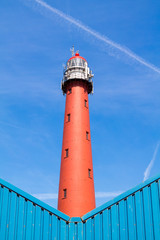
68, 52, 87, 62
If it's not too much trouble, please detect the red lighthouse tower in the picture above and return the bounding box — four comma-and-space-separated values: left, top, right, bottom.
58, 49, 95, 217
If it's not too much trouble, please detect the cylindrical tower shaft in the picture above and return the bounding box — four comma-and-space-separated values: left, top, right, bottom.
58, 52, 95, 217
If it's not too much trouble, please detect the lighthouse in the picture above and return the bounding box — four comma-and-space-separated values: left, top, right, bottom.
58, 49, 95, 217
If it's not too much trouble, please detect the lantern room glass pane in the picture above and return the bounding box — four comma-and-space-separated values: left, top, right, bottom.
68, 59, 86, 68
71, 59, 75, 66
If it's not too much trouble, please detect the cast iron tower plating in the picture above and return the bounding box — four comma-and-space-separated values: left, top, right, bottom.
58, 49, 95, 217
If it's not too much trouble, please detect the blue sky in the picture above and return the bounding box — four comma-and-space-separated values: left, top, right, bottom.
0, 0, 160, 209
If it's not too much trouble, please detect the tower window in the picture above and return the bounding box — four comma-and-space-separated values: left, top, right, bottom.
84, 99, 87, 108
86, 131, 89, 140
65, 148, 69, 158
67, 113, 70, 122
68, 88, 72, 94
63, 189, 67, 198
88, 169, 92, 178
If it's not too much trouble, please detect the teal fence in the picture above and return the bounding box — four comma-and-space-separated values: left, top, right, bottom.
0, 174, 160, 239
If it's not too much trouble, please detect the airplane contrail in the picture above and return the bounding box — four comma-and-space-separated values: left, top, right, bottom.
143, 142, 160, 181
32, 0, 160, 74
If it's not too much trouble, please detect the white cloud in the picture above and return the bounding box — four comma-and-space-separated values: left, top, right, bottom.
33, 193, 58, 200
95, 191, 122, 198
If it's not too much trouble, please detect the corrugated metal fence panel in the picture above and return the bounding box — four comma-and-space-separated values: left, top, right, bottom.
0, 178, 69, 222
82, 175, 160, 240
0, 179, 70, 240
1, 174, 160, 239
